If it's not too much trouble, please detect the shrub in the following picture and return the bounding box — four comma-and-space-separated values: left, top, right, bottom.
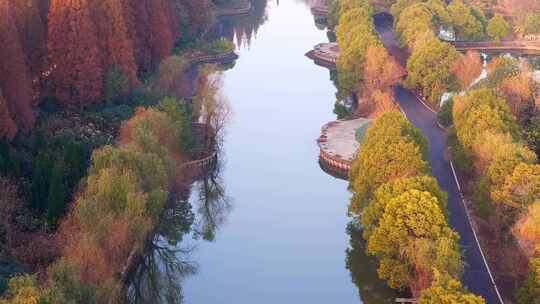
438, 98, 454, 127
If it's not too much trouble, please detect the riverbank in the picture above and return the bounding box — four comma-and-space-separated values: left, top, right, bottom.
317, 118, 370, 179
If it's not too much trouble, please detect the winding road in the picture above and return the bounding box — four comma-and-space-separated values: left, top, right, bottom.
372, 14, 503, 304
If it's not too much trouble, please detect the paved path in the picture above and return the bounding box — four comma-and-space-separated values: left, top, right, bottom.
373, 14, 503, 304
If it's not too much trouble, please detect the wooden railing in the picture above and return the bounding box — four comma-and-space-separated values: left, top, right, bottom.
451, 41, 540, 54
188, 51, 239, 66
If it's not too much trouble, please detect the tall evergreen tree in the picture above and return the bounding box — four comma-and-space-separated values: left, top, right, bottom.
47, 165, 66, 228
31, 151, 53, 213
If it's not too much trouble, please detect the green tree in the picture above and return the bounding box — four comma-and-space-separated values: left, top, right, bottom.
447, 0, 486, 40
62, 141, 85, 191
452, 89, 518, 153
487, 14, 509, 42
406, 38, 460, 106
526, 114, 540, 156
516, 256, 540, 304
31, 151, 53, 213
491, 163, 540, 209
47, 165, 66, 229
103, 66, 129, 105
338, 0, 372, 16
327, 0, 341, 29
419, 274, 486, 304
349, 114, 430, 214
367, 189, 459, 290
0, 275, 46, 304
361, 175, 448, 240
158, 97, 193, 153
487, 56, 520, 88
395, 3, 436, 50
335, 7, 380, 98
524, 13, 540, 35
391, 0, 422, 17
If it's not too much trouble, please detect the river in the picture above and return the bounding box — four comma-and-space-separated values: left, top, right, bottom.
128, 1, 396, 303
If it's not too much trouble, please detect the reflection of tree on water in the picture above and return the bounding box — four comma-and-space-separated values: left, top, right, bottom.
128, 193, 197, 304
128, 159, 232, 303
345, 222, 398, 304
192, 159, 233, 241
206, 0, 269, 49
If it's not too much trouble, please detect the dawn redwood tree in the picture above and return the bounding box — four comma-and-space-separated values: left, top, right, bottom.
88, 0, 139, 86
0, 0, 36, 134
48, 0, 103, 108
7, 0, 47, 78
146, 0, 175, 67
121, 0, 152, 74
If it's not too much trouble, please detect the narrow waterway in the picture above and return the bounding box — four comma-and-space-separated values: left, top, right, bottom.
129, 1, 396, 303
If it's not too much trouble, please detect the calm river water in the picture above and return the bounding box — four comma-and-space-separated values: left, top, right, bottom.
129, 1, 396, 303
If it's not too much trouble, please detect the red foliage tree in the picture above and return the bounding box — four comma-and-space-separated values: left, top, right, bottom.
7, 0, 47, 79
48, 0, 103, 108
121, 0, 152, 74
146, 0, 175, 66
0, 0, 36, 133
88, 0, 138, 86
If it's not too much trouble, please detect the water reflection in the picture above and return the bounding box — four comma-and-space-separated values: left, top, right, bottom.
128, 193, 197, 304
206, 0, 269, 49
345, 223, 399, 304
128, 163, 232, 303
192, 163, 233, 241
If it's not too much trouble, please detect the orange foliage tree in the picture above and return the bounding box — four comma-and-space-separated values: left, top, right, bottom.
88, 0, 139, 86
357, 45, 403, 117
121, 0, 153, 74
47, 0, 103, 108
499, 73, 533, 120
361, 45, 404, 96
452, 50, 483, 89
147, 0, 176, 67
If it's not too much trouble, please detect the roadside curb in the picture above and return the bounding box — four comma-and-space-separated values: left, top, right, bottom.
449, 160, 505, 304
397, 89, 505, 304
412, 91, 437, 114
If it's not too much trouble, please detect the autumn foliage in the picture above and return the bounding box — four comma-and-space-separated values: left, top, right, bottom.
47, 0, 103, 108
0, 0, 212, 138
0, 0, 36, 137
47, 104, 189, 302
452, 50, 483, 89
